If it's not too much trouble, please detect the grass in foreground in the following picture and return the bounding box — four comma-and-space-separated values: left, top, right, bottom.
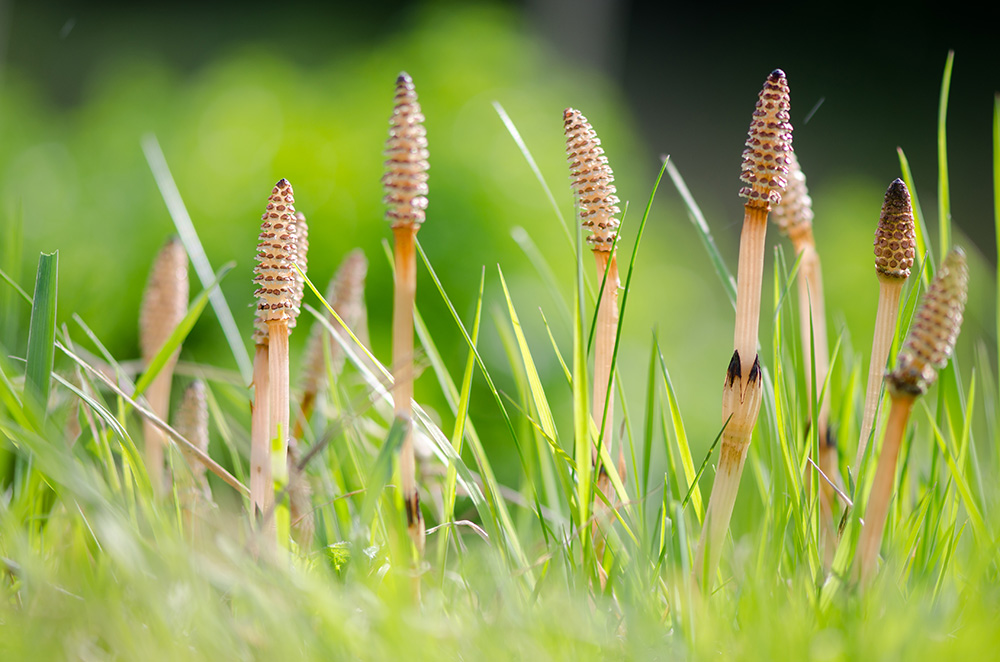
0, 56, 999, 660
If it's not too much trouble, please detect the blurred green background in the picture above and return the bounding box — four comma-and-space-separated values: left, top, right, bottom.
0, 0, 997, 486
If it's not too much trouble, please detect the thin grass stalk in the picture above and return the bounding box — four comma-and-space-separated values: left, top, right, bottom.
695, 70, 792, 585
855, 179, 916, 471
856, 247, 967, 586
384, 72, 430, 568
250, 342, 272, 520
139, 237, 189, 496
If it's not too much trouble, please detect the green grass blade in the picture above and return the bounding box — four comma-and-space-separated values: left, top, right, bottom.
937, 51, 954, 263
922, 401, 988, 543
141, 134, 253, 384
133, 262, 233, 399
897, 147, 934, 286
572, 223, 592, 537
497, 266, 558, 441
438, 269, 483, 564
0, 204, 24, 344
597, 158, 666, 445
655, 337, 703, 522
24, 252, 58, 423
994, 94, 1000, 392
538, 309, 572, 385
665, 159, 737, 308
492, 102, 573, 252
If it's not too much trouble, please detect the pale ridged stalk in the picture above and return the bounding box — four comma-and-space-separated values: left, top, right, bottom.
857, 248, 967, 586
139, 237, 189, 496
695, 70, 793, 586
174, 379, 214, 538
855, 179, 916, 471
384, 72, 430, 569
251, 178, 300, 547
564, 107, 624, 581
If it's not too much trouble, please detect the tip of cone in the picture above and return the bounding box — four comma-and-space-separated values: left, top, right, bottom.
396, 71, 412, 84
883, 178, 911, 210
769, 68, 786, 80
276, 178, 290, 188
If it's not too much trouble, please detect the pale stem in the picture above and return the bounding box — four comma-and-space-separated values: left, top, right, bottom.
791, 236, 831, 432
267, 322, 290, 488
392, 226, 424, 557
694, 438, 750, 586
733, 206, 769, 373
792, 235, 840, 560
592, 251, 621, 476
143, 370, 173, 496
857, 394, 914, 586
250, 344, 272, 518
855, 278, 904, 471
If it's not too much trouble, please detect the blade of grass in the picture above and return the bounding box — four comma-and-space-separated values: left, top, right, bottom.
24, 252, 58, 424
492, 102, 572, 251
666, 159, 737, 307
141, 134, 253, 384
897, 148, 933, 287
994, 94, 1000, 398
438, 269, 483, 567
497, 266, 559, 442
937, 51, 954, 263
655, 337, 703, 522
922, 401, 988, 543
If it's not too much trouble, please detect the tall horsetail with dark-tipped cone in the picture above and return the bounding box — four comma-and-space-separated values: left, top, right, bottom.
856, 248, 967, 586
695, 70, 792, 587
384, 72, 430, 565
564, 108, 624, 577
139, 237, 189, 496
855, 179, 916, 471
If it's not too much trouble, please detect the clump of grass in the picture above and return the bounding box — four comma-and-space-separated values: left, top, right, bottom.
854, 179, 916, 471
770, 150, 841, 560
695, 69, 793, 585
856, 247, 967, 586
383, 72, 430, 563
138, 236, 189, 495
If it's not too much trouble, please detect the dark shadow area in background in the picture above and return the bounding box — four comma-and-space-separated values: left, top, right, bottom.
4, 0, 999, 256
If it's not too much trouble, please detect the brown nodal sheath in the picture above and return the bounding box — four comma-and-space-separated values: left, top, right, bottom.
695, 70, 792, 586
857, 248, 966, 586
139, 237, 189, 495
384, 72, 429, 561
